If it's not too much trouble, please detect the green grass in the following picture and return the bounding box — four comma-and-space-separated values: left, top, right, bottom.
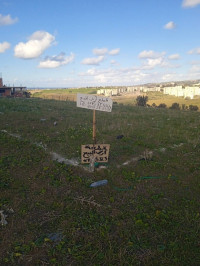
0, 97, 200, 265
31, 87, 98, 101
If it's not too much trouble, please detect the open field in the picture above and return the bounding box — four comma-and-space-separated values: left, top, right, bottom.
0, 96, 200, 265
31, 88, 200, 109
30, 88, 98, 102
147, 92, 200, 109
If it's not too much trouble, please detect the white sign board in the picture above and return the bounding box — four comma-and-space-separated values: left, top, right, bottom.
77, 93, 113, 112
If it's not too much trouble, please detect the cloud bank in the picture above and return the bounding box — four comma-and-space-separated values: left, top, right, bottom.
81, 56, 105, 65
164, 21, 176, 30
168, 54, 180, 60
108, 48, 120, 55
82, 47, 120, 65
38, 52, 75, 68
188, 47, 200, 54
0, 42, 10, 53
93, 48, 108, 56
0, 14, 18, 26
14, 31, 55, 59
138, 50, 165, 59
182, 0, 200, 8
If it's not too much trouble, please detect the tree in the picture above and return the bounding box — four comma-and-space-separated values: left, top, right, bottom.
170, 103, 180, 110
189, 105, 198, 111
158, 103, 167, 108
136, 95, 148, 107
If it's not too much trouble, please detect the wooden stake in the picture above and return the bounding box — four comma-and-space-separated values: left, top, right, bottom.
93, 109, 96, 144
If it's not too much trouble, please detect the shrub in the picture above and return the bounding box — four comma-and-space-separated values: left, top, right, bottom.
170, 103, 180, 110
158, 103, 167, 108
136, 95, 148, 107
189, 105, 199, 111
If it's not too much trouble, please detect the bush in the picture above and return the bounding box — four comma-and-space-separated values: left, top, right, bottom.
170, 103, 180, 110
189, 105, 199, 111
158, 103, 167, 108
136, 95, 148, 107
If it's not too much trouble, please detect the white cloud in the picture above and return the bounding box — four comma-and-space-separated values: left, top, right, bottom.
188, 47, 200, 54
190, 64, 200, 72
138, 50, 165, 59
83, 47, 120, 65
110, 60, 118, 65
79, 66, 183, 86
138, 50, 180, 69
92, 47, 120, 56
14, 31, 55, 59
161, 73, 178, 81
168, 54, 180, 60
38, 52, 75, 68
80, 66, 153, 85
143, 57, 165, 69
143, 58, 180, 69
81, 55, 105, 65
186, 64, 200, 79
108, 48, 120, 55
0, 14, 18, 26
0, 41, 10, 53
190, 60, 200, 65
93, 48, 108, 56
182, 0, 200, 8
164, 21, 176, 30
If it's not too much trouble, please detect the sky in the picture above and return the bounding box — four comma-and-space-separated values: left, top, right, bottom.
1, 0, 200, 88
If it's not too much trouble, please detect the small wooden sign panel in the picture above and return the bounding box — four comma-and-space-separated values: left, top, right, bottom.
81, 144, 110, 163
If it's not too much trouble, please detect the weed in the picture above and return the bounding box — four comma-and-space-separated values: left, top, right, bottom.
0, 96, 200, 265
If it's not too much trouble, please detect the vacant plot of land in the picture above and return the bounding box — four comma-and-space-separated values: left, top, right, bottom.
30, 88, 98, 102
0, 97, 200, 265
147, 92, 200, 109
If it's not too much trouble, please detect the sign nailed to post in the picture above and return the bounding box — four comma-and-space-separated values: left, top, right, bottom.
77, 93, 112, 165
81, 144, 110, 163
77, 93, 113, 112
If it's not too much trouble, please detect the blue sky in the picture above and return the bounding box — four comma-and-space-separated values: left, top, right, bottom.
1, 0, 200, 88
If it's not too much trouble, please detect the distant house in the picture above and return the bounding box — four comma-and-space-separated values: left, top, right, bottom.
0, 86, 12, 97
0, 77, 27, 97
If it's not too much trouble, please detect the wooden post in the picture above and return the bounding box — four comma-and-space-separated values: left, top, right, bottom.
93, 110, 96, 144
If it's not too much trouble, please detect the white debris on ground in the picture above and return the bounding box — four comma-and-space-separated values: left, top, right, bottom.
9, 133, 21, 139
0, 210, 8, 226
160, 147, 166, 152
1, 129, 80, 167
50, 152, 79, 166
89, 155, 96, 172
0, 129, 186, 169
172, 143, 184, 148
122, 150, 153, 166
0, 208, 14, 226
34, 142, 47, 151
121, 142, 185, 166
122, 156, 139, 166
1, 130, 21, 139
